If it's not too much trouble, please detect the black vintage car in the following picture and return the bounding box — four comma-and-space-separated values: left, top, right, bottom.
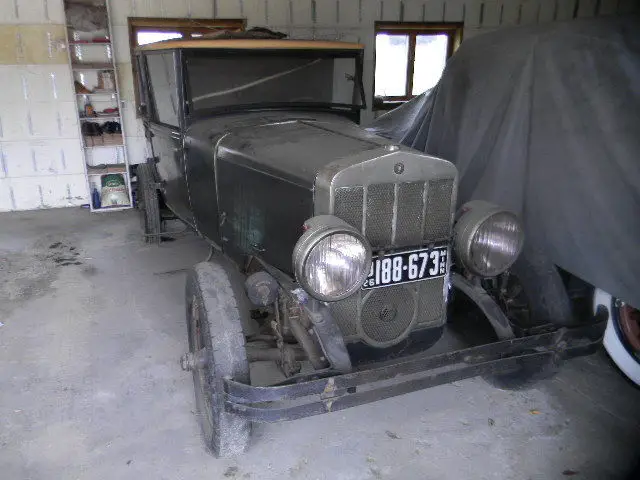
134, 37, 605, 457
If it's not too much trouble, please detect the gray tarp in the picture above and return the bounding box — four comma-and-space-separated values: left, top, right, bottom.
369, 16, 640, 308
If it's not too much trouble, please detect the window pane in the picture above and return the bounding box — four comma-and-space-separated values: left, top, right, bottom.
412, 34, 449, 95
146, 53, 179, 126
137, 31, 182, 46
188, 54, 361, 112
375, 34, 409, 97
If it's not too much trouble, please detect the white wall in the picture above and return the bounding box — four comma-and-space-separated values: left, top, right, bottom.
0, 0, 636, 211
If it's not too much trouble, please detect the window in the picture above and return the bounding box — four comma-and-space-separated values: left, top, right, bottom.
128, 17, 245, 114
374, 22, 463, 108
186, 51, 363, 115
146, 53, 179, 126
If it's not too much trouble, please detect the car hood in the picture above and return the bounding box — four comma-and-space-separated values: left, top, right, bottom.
188, 112, 391, 188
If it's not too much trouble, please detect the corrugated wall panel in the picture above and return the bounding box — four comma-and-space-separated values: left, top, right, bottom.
443, 0, 464, 22
245, 0, 268, 25
577, 0, 599, 17
338, 0, 361, 26
423, 0, 445, 21
161, 0, 191, 18
402, 0, 426, 21
315, 0, 339, 26
216, 0, 244, 19
598, 0, 619, 15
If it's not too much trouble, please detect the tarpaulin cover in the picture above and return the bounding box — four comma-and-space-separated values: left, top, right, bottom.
369, 16, 640, 308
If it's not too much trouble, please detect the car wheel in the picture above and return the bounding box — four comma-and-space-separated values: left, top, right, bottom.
184, 260, 252, 457
483, 246, 573, 390
594, 289, 640, 387
136, 163, 161, 244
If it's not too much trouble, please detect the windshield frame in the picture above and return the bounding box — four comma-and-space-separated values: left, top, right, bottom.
181, 47, 366, 123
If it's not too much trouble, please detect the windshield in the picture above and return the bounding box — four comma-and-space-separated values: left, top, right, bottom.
186, 50, 364, 114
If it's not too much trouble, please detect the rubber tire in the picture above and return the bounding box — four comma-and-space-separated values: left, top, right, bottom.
484, 246, 572, 390
186, 260, 251, 457
137, 163, 161, 244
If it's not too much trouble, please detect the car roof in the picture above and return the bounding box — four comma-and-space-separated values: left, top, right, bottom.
137, 39, 364, 52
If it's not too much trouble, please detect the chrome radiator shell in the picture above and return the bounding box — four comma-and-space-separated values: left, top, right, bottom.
315, 147, 458, 347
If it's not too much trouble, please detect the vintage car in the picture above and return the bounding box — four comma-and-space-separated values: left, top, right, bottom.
134, 36, 605, 457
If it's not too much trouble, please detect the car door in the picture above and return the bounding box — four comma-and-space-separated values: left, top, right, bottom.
144, 51, 193, 225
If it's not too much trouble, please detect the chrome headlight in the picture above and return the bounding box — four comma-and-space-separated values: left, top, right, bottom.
454, 201, 524, 277
293, 215, 372, 302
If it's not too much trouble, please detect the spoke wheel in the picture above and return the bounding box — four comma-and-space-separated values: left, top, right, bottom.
136, 163, 161, 244
185, 261, 251, 457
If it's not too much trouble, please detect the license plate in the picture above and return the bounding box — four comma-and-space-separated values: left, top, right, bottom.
362, 245, 448, 290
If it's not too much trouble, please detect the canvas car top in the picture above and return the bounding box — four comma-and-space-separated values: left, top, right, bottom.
137, 39, 364, 52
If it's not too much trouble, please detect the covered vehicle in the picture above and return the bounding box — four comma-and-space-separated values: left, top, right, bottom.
134, 35, 605, 457
370, 15, 640, 385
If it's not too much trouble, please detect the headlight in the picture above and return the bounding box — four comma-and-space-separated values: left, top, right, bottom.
293, 215, 372, 302
454, 201, 524, 277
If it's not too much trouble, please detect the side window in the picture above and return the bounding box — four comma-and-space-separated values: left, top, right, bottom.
146, 52, 179, 126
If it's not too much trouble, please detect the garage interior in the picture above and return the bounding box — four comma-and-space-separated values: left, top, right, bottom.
1, 1, 639, 479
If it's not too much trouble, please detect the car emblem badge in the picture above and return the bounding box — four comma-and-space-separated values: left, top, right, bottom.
394, 162, 404, 174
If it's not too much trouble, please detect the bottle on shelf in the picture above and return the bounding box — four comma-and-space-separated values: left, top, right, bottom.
84, 99, 95, 117
91, 185, 101, 209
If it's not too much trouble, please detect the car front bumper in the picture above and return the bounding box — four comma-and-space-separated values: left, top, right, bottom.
224, 319, 606, 422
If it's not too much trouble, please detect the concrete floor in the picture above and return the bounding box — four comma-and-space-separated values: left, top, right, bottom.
1, 208, 639, 480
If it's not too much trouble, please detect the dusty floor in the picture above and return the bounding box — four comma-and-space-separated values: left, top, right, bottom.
1, 207, 639, 480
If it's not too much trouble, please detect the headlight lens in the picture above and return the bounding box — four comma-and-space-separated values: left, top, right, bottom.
305, 233, 369, 299
454, 201, 524, 277
293, 216, 372, 302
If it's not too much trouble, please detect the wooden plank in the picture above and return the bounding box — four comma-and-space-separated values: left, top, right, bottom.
138, 39, 364, 51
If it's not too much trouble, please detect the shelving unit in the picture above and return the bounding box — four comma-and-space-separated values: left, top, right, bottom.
63, 0, 133, 213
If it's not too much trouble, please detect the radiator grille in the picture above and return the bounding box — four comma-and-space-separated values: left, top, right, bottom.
365, 183, 394, 246
330, 176, 455, 347
360, 285, 415, 345
424, 178, 454, 242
